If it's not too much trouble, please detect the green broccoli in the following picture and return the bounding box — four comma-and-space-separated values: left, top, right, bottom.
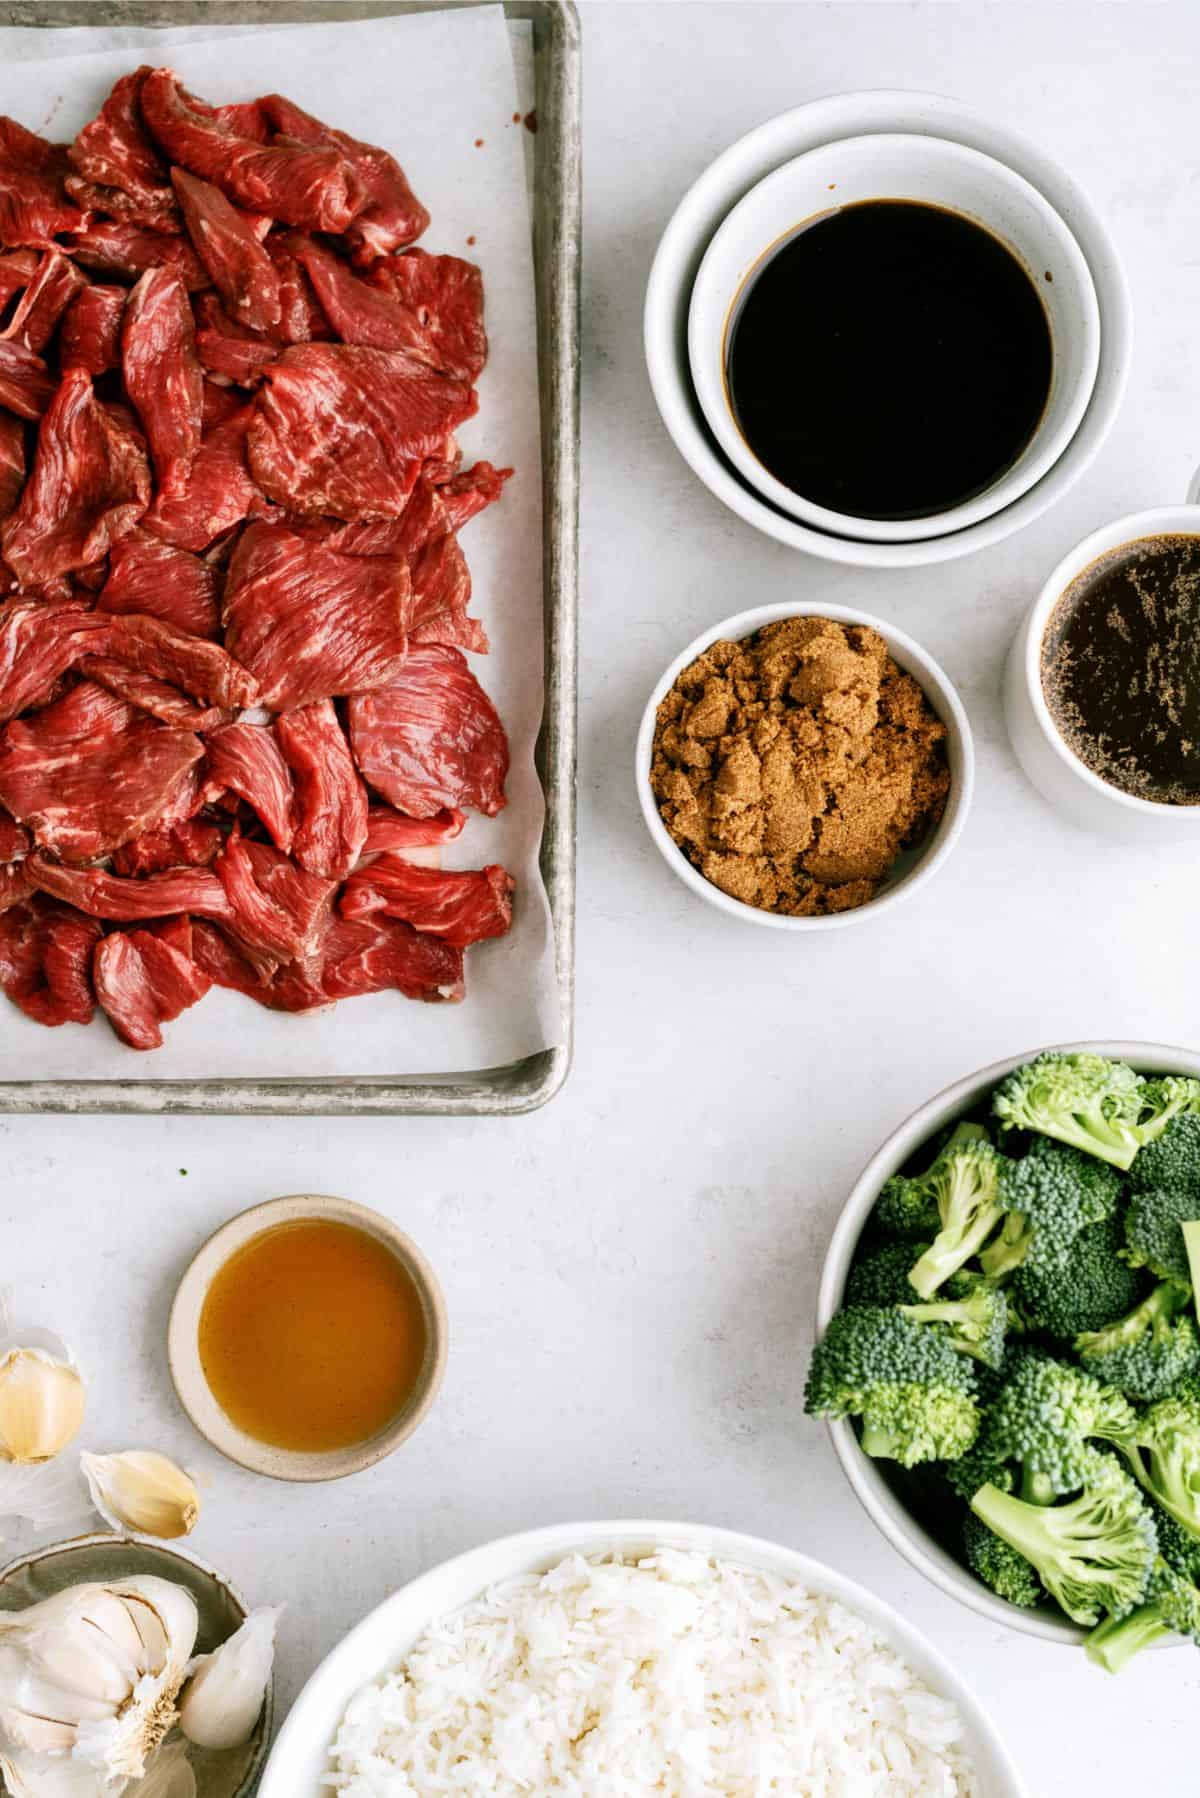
981, 1351, 1138, 1503
979, 1138, 1123, 1280
844, 1240, 929, 1308
906, 1134, 1006, 1301
992, 1053, 1147, 1171
1132, 1078, 1200, 1153
899, 1279, 1008, 1370
963, 1511, 1042, 1608
942, 1436, 1016, 1503
1155, 1506, 1200, 1583
1120, 1393, 1200, 1541
969, 1449, 1158, 1626
1124, 1185, 1200, 1284
1128, 1111, 1200, 1194
1011, 1214, 1144, 1341
1085, 1556, 1200, 1673
803, 1306, 980, 1468
1076, 1282, 1200, 1403
871, 1122, 988, 1241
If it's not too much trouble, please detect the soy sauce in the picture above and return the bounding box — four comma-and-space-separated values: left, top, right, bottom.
726, 199, 1053, 521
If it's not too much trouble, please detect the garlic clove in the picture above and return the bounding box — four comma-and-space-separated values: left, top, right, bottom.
0, 1350, 85, 1465
0, 1458, 94, 1546
178, 1606, 281, 1751
80, 1453, 200, 1542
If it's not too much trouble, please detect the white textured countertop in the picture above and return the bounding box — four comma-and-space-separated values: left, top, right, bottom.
6, 3, 1200, 1793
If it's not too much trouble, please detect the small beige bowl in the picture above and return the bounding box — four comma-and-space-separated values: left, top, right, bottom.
168, 1195, 447, 1484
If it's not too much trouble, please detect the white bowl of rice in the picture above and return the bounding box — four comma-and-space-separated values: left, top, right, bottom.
258, 1519, 1025, 1797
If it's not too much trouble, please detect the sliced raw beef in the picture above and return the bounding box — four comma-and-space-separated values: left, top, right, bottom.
100, 527, 219, 639
141, 71, 363, 232
0, 680, 202, 860
0, 250, 87, 354
99, 612, 258, 708
172, 168, 281, 333
292, 235, 484, 379
341, 854, 513, 948
77, 657, 227, 731
0, 862, 33, 911
67, 67, 180, 234
0, 248, 39, 309
59, 284, 127, 376
201, 377, 245, 430
436, 460, 513, 533
0, 119, 84, 249
67, 221, 208, 289
0, 599, 112, 724
93, 921, 211, 1049
0, 896, 102, 1026
275, 700, 367, 880
0, 414, 23, 521
2, 368, 151, 585
347, 646, 508, 819
268, 912, 463, 1010
259, 93, 428, 263
203, 720, 294, 851
363, 803, 465, 856
0, 340, 55, 419
28, 855, 234, 925
248, 343, 476, 518
113, 815, 224, 877
223, 522, 411, 709
193, 292, 279, 387
215, 830, 332, 964
367, 249, 487, 382
264, 233, 330, 343
142, 401, 266, 551
0, 807, 28, 863
122, 267, 203, 496
189, 918, 264, 995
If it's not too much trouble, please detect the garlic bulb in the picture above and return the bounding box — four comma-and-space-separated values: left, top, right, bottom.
178, 1606, 280, 1751
0, 1345, 85, 1465
0, 1576, 197, 1789
80, 1454, 200, 1541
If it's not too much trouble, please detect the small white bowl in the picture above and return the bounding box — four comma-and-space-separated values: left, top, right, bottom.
688, 133, 1100, 543
635, 601, 973, 930
258, 1518, 1027, 1798
1005, 491, 1200, 838
645, 90, 1133, 568
816, 1039, 1200, 1644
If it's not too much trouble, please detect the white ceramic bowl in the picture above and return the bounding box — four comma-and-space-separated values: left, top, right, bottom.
1005, 492, 1200, 838
816, 1039, 1200, 1644
635, 601, 974, 930
258, 1518, 1028, 1798
689, 133, 1099, 543
646, 90, 1132, 568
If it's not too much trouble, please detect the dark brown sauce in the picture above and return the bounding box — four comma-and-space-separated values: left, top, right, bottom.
725, 199, 1053, 521
1042, 534, 1200, 805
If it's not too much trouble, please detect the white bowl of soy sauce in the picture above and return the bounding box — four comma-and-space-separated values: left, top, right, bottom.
688, 132, 1100, 544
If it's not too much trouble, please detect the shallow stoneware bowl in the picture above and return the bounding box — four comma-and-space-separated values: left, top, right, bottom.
0, 1532, 271, 1797
168, 1194, 447, 1484
257, 1518, 1028, 1797
816, 1039, 1200, 1644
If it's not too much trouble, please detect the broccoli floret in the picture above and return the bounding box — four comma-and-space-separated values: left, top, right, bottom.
845, 1240, 929, 1308
962, 1511, 1042, 1608
899, 1281, 1008, 1371
804, 1306, 980, 1468
872, 1122, 988, 1242
1121, 1393, 1200, 1541
1155, 1506, 1200, 1583
982, 1351, 1138, 1502
1125, 1186, 1200, 1283
1129, 1110, 1200, 1194
969, 1449, 1158, 1626
1131, 1078, 1200, 1153
906, 1134, 1006, 1301
1085, 1557, 1200, 1672
992, 1053, 1147, 1171
1076, 1282, 1200, 1403
978, 1138, 1123, 1281
1011, 1214, 1144, 1341
942, 1437, 1016, 1503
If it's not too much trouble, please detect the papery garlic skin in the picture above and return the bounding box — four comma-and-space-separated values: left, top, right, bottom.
80, 1453, 200, 1541
125, 1735, 196, 1798
178, 1606, 280, 1751
0, 1349, 85, 1465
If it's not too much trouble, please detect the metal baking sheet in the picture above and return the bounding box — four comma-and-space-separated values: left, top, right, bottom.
0, 0, 578, 1116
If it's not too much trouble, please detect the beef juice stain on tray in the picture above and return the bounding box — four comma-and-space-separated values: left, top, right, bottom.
725, 199, 1053, 520
1041, 534, 1200, 804
197, 1218, 427, 1453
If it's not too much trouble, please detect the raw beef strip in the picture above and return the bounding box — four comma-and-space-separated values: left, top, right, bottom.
142, 402, 266, 552
100, 527, 219, 639
0, 119, 84, 249
347, 646, 508, 819
341, 854, 513, 948
363, 803, 464, 856
0, 896, 102, 1026
0, 680, 202, 860
141, 70, 363, 232
0, 249, 39, 309
0, 414, 23, 521
2, 368, 151, 586
0, 861, 33, 910
0, 806, 28, 863
67, 67, 180, 234
193, 292, 279, 387
201, 377, 244, 431
215, 830, 332, 964
0, 340, 55, 418
0, 599, 112, 724
0, 250, 87, 354
292, 236, 483, 378
100, 612, 258, 708
275, 700, 367, 880
266, 911, 463, 1010
189, 918, 264, 995
203, 720, 294, 850
122, 267, 203, 496
264, 233, 330, 343
67, 221, 208, 289
259, 94, 428, 263
29, 854, 234, 925
77, 657, 228, 731
436, 460, 513, 533
172, 168, 280, 333
113, 814, 223, 877
223, 522, 411, 709
367, 249, 487, 382
59, 284, 126, 376
248, 343, 476, 518
94, 922, 211, 1049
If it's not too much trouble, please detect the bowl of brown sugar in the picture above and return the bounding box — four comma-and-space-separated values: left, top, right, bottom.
636, 603, 973, 929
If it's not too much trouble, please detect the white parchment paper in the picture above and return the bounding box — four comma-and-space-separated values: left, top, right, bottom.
0, 7, 562, 1079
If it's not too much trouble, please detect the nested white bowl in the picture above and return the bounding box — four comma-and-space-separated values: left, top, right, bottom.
259, 1518, 1027, 1797
816, 1039, 1200, 1644
635, 601, 973, 930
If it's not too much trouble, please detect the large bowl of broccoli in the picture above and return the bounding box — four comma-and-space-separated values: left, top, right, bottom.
811, 1041, 1200, 1661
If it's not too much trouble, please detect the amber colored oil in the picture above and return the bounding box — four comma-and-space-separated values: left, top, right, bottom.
198, 1219, 428, 1453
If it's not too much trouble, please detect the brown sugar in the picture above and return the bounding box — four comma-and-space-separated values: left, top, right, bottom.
649, 617, 950, 917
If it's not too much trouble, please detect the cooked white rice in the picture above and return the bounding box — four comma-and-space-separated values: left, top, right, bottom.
325, 1549, 979, 1796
